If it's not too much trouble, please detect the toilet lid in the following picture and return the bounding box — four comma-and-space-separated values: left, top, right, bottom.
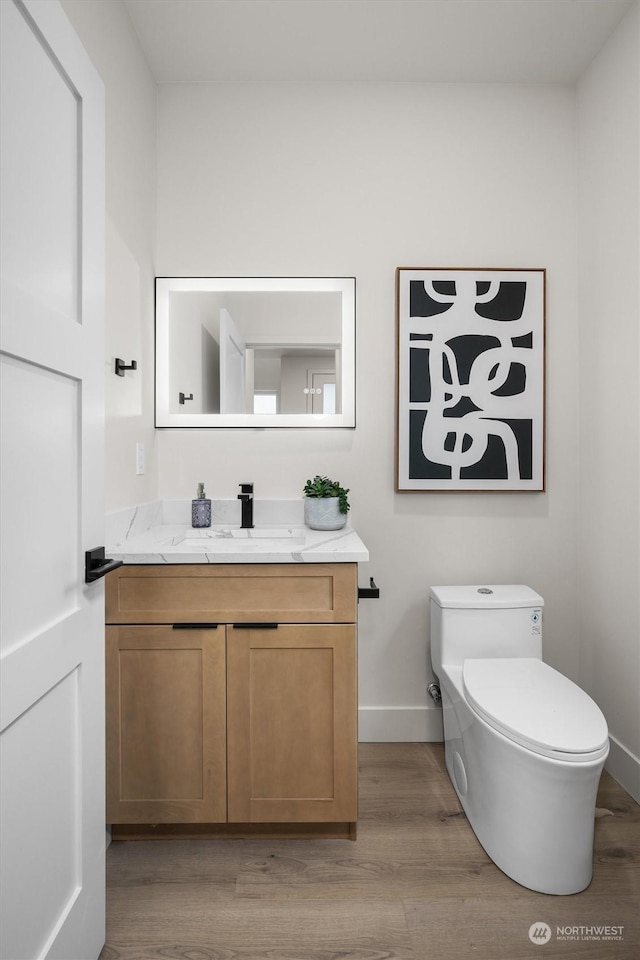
463, 658, 609, 760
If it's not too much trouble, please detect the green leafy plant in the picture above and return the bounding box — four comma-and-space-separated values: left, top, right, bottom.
303, 475, 350, 514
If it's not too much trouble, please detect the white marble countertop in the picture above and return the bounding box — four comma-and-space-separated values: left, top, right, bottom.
106, 499, 369, 564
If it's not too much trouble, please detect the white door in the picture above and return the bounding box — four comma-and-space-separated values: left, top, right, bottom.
219, 307, 246, 413
310, 371, 337, 414
0, 2, 106, 958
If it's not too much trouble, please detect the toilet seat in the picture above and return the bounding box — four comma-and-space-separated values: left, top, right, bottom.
462, 658, 609, 762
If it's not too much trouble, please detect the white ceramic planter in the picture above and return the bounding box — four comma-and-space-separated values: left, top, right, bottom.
304, 496, 347, 531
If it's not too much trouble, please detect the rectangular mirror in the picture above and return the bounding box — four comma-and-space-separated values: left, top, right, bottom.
155, 277, 356, 427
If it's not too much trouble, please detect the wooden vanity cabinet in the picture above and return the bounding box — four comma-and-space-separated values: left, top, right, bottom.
105, 564, 358, 836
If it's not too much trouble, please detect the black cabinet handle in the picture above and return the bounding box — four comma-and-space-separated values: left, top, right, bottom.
85, 547, 123, 584
173, 623, 219, 629
232, 622, 278, 629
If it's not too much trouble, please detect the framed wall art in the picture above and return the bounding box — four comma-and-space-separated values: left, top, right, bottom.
396, 267, 545, 492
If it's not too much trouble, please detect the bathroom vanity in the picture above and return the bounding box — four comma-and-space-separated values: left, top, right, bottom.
104, 500, 369, 840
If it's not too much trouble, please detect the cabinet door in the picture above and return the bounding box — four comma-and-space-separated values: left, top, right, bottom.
227, 624, 357, 823
106, 626, 226, 823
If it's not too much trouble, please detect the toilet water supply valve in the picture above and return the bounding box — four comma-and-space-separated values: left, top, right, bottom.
428, 682, 442, 704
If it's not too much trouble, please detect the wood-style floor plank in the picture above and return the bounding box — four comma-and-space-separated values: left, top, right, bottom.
100, 743, 639, 960
405, 895, 639, 960
103, 899, 414, 960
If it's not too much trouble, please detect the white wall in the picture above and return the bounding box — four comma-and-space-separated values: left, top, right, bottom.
61, 0, 157, 510
577, 3, 640, 799
156, 81, 580, 740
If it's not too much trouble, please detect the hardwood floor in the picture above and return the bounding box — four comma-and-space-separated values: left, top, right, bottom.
99, 743, 639, 960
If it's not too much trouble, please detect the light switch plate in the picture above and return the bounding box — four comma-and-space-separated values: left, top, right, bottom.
135, 442, 145, 475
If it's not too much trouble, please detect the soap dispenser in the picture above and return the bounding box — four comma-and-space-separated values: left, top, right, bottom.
191, 482, 212, 528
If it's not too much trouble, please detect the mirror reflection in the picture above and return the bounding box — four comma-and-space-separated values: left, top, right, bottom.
155, 277, 355, 427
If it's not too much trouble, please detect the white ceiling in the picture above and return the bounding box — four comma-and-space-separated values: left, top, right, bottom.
122, 0, 634, 84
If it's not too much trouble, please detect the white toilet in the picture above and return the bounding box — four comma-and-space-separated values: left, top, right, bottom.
430, 584, 609, 895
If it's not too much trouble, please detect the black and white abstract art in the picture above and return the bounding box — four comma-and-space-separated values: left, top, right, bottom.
396, 268, 545, 491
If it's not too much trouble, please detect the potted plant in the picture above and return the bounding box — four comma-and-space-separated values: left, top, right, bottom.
303, 475, 350, 530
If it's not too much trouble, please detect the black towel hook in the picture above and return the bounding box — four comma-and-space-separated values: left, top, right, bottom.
115, 358, 137, 377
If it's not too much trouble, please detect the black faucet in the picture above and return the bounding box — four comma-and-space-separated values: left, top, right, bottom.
238, 482, 254, 528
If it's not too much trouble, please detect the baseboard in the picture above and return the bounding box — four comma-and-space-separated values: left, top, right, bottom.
358, 705, 443, 742
605, 734, 640, 803
358, 710, 639, 802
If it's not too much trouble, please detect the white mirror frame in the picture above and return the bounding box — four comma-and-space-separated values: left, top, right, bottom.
155, 276, 356, 428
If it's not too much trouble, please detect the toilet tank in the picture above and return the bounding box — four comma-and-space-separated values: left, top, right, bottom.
430, 585, 544, 670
